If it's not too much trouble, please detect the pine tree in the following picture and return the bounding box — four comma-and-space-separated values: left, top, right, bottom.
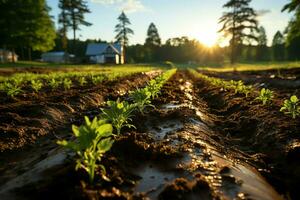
219, 0, 258, 64
64, 0, 91, 50
58, 0, 71, 51
272, 31, 285, 61
282, 0, 300, 12
256, 26, 269, 61
145, 23, 161, 46
282, 0, 300, 60
115, 11, 134, 47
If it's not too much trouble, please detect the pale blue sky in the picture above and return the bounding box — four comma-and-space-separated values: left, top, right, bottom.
47, 0, 292, 46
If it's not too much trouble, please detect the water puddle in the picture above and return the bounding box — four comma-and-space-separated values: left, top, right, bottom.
0, 147, 69, 199
146, 119, 183, 140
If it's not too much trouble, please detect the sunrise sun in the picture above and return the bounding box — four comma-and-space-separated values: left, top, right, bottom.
197, 30, 218, 47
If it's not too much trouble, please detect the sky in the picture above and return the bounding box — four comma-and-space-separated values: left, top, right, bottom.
47, 0, 293, 46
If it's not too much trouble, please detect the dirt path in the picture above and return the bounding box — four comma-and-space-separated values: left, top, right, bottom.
0, 71, 285, 200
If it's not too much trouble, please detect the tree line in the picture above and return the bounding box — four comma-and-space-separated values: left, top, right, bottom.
0, 0, 299, 63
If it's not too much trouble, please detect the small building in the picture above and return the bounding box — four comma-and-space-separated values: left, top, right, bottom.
0, 49, 18, 62
86, 43, 124, 64
41, 51, 73, 63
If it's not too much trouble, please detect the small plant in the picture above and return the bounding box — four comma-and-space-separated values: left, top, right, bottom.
78, 76, 87, 86
63, 78, 72, 90
57, 117, 114, 183
101, 99, 136, 135
147, 79, 161, 99
130, 88, 152, 114
3, 82, 22, 97
31, 80, 43, 92
239, 85, 253, 97
280, 95, 300, 119
49, 78, 61, 90
92, 75, 105, 85
256, 88, 274, 105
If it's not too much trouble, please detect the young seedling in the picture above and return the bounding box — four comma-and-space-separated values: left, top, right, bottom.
57, 117, 114, 183
280, 95, 300, 119
63, 78, 72, 90
31, 80, 43, 92
130, 88, 152, 114
100, 99, 136, 135
146, 79, 161, 99
78, 76, 87, 86
255, 88, 274, 105
92, 75, 105, 85
49, 78, 61, 90
3, 82, 22, 97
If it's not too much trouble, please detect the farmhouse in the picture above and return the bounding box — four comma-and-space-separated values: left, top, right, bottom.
86, 43, 124, 64
41, 51, 73, 63
0, 49, 18, 62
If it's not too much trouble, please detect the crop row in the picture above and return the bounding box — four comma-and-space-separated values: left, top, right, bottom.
189, 69, 300, 119
0, 69, 151, 97
57, 69, 177, 183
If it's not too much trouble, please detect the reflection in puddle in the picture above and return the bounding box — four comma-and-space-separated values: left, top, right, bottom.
146, 119, 183, 140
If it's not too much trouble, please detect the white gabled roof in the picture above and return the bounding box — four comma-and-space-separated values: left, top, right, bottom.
86, 43, 122, 56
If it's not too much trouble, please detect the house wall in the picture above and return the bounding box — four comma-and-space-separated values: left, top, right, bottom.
42, 56, 65, 63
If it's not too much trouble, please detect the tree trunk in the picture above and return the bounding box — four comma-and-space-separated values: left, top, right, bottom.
12, 48, 15, 63
73, 27, 76, 54
28, 47, 32, 61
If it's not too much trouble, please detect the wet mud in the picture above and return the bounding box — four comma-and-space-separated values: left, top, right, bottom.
0, 71, 292, 200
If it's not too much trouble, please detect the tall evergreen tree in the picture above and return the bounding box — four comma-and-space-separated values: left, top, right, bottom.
58, 0, 71, 51
282, 0, 300, 60
145, 23, 161, 46
256, 26, 269, 61
115, 11, 134, 63
0, 0, 56, 60
282, 0, 300, 12
272, 31, 285, 61
115, 11, 134, 47
64, 0, 91, 50
219, 0, 258, 64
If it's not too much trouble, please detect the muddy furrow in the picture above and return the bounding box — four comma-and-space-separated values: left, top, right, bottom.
0, 71, 160, 152
199, 69, 300, 96
0, 71, 284, 200
0, 71, 160, 196
191, 70, 300, 199
127, 71, 282, 200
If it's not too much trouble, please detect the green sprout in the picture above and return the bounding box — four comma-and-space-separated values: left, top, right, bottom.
49, 78, 60, 90
130, 88, 153, 114
57, 117, 114, 183
146, 79, 161, 99
3, 82, 22, 97
63, 78, 72, 90
280, 95, 300, 119
92, 75, 105, 85
31, 80, 43, 92
256, 88, 274, 105
101, 99, 136, 135
78, 76, 87, 86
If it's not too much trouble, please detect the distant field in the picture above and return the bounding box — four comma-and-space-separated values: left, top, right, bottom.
199, 62, 300, 72
0, 61, 159, 77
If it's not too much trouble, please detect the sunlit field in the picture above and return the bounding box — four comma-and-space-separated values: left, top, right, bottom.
200, 61, 300, 72
1, 0, 300, 199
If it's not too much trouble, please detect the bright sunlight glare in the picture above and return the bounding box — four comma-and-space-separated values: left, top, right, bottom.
189, 23, 219, 48
197, 30, 218, 47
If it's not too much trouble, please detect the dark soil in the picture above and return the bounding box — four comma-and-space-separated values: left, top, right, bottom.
1, 70, 294, 200
200, 68, 300, 97
192, 69, 300, 199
